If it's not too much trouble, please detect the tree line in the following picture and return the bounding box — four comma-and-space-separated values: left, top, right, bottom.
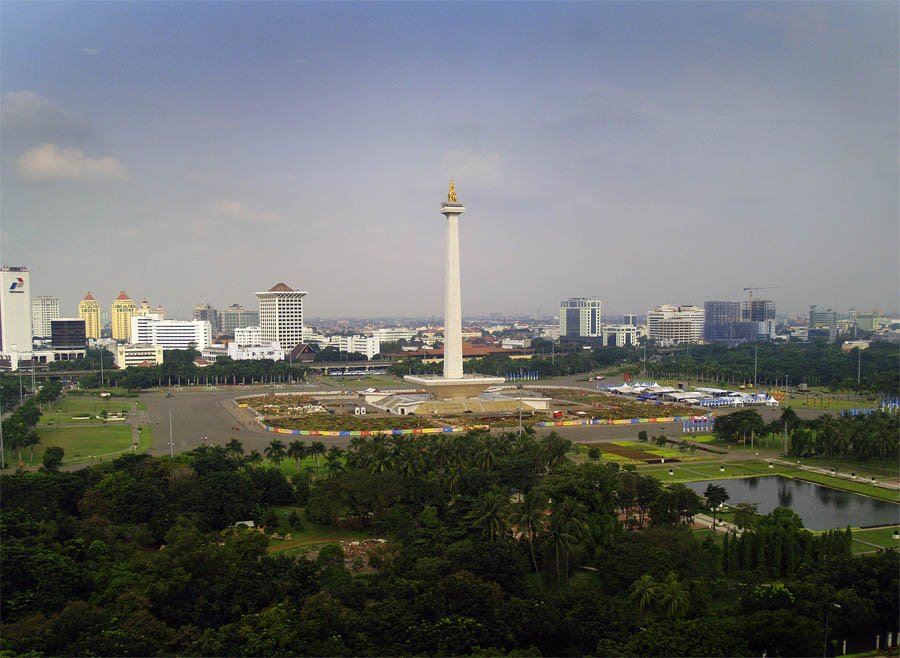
2, 427, 897, 656
712, 407, 899, 460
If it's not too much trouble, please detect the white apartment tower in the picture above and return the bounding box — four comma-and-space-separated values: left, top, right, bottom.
559, 298, 602, 338
647, 304, 705, 345
1, 266, 32, 353
130, 315, 212, 350
31, 296, 60, 340
254, 283, 307, 351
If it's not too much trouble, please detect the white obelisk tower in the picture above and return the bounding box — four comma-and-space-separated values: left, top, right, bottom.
442, 180, 464, 379
405, 181, 504, 399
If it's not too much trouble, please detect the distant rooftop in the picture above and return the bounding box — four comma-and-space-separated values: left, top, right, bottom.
269, 282, 294, 292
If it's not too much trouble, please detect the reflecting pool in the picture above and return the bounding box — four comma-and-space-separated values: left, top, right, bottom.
684, 476, 900, 530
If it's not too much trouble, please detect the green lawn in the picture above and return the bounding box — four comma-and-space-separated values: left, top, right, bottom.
8, 424, 136, 467
851, 526, 900, 554
39, 396, 132, 427
266, 506, 375, 556
639, 460, 900, 503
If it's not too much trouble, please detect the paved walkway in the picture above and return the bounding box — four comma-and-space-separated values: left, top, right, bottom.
770, 458, 900, 492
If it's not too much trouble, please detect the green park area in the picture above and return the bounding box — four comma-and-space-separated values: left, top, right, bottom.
38, 395, 134, 427
265, 506, 375, 557
638, 459, 900, 503
851, 526, 900, 554
27, 424, 149, 466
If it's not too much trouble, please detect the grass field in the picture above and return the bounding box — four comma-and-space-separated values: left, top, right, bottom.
266, 506, 376, 556
10, 424, 138, 467
639, 460, 900, 503
851, 526, 900, 554
39, 396, 132, 427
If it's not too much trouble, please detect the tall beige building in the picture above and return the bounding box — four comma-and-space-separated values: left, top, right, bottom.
111, 291, 135, 341
78, 292, 101, 339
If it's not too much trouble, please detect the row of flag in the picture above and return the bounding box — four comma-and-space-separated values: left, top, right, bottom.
506, 370, 541, 382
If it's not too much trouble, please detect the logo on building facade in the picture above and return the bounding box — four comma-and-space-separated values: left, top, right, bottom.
8, 277, 25, 293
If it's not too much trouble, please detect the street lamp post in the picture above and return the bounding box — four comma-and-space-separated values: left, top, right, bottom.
167, 393, 175, 457
823, 603, 841, 658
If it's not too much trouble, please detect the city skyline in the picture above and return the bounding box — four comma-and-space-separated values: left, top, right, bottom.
2, 2, 897, 319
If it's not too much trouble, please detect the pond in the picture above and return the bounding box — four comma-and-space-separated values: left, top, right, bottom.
684, 476, 900, 531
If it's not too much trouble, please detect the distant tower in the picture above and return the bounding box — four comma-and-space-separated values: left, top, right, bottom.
0, 266, 32, 352
79, 292, 101, 339
31, 295, 60, 340
404, 181, 504, 398
111, 291, 135, 342
441, 180, 465, 379
254, 283, 307, 351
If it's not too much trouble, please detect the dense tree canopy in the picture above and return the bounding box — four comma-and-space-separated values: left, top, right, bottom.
2, 430, 897, 657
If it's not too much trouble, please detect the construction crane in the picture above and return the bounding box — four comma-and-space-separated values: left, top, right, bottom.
743, 285, 780, 315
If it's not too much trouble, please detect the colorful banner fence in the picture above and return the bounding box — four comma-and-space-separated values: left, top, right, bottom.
261, 424, 490, 437
535, 416, 693, 428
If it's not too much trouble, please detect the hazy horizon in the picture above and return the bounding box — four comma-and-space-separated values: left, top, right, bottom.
2, 2, 897, 320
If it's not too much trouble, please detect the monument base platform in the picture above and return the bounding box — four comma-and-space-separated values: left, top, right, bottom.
404, 374, 506, 400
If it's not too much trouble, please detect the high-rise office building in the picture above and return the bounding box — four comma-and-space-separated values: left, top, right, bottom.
130, 315, 212, 350
622, 314, 638, 327
219, 304, 259, 336
704, 301, 742, 341
193, 302, 220, 336
51, 318, 87, 350
0, 266, 32, 353
809, 305, 838, 328
78, 292, 101, 339
31, 296, 60, 340
111, 291, 136, 342
647, 304, 705, 344
255, 283, 307, 351
559, 298, 602, 338
742, 299, 776, 322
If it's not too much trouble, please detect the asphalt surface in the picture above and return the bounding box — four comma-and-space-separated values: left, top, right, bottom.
138, 377, 816, 455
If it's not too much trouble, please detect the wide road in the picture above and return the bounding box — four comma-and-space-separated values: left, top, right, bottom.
139, 377, 824, 455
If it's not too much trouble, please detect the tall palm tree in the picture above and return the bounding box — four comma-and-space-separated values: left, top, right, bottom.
287, 440, 307, 471
657, 571, 690, 619
629, 574, 658, 617
468, 488, 510, 543
225, 438, 244, 460
245, 449, 263, 465
514, 489, 547, 584
309, 441, 326, 476
325, 446, 344, 478
265, 438, 286, 464
544, 511, 576, 589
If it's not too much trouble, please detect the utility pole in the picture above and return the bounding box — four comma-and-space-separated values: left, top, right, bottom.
753, 344, 758, 388
167, 393, 175, 457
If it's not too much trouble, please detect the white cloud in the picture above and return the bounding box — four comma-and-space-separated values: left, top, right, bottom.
441, 149, 504, 186
80, 48, 100, 55
17, 142, 128, 181
1, 91, 90, 140
210, 200, 285, 224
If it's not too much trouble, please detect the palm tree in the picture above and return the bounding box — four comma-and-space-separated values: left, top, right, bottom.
225, 438, 244, 460
245, 449, 263, 465
22, 429, 40, 465
544, 510, 577, 589
467, 488, 511, 543
309, 441, 326, 476
629, 574, 658, 617
513, 489, 547, 584
265, 438, 286, 464
704, 483, 729, 533
287, 440, 307, 471
325, 446, 344, 478
657, 571, 690, 619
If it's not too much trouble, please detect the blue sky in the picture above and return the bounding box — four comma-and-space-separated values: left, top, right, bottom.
1, 1, 897, 320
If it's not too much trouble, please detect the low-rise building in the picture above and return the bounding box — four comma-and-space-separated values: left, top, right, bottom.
116, 343, 164, 368
130, 315, 212, 350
